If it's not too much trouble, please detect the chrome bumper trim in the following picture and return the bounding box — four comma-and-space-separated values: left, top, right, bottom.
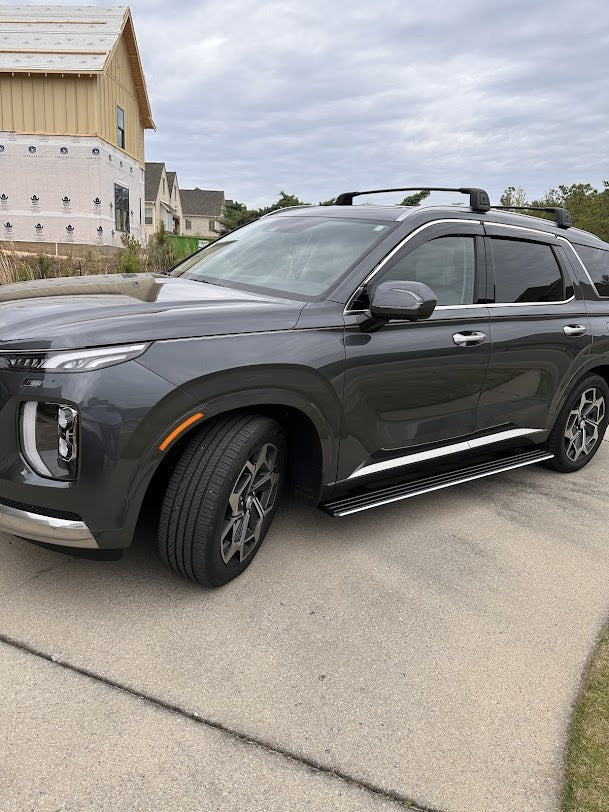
0, 502, 98, 548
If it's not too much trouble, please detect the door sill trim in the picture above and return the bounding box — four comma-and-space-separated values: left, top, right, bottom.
347, 427, 545, 480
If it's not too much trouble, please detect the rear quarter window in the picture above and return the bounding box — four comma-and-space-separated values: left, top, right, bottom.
574, 245, 609, 297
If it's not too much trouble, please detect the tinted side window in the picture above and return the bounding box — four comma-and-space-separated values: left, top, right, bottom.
490, 238, 565, 303
378, 236, 476, 306
575, 245, 609, 297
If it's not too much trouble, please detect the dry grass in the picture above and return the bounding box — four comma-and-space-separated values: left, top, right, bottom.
563, 628, 609, 811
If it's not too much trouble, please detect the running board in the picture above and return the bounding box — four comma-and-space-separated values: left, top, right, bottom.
321, 449, 554, 517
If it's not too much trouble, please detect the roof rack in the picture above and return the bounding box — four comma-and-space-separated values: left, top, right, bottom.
490, 205, 572, 229
334, 187, 491, 212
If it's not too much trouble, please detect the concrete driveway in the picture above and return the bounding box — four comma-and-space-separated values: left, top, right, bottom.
2, 442, 609, 812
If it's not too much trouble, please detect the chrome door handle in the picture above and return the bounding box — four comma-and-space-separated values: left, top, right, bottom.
563, 324, 587, 337
453, 331, 487, 347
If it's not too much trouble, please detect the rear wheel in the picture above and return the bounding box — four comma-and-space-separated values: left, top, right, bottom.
159, 414, 285, 587
545, 374, 609, 472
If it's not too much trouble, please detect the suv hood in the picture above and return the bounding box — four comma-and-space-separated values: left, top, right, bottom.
0, 274, 306, 351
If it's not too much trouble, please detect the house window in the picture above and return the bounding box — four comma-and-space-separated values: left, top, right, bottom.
117, 106, 125, 149
209, 219, 216, 232
185, 219, 192, 230
145, 207, 153, 226
114, 183, 130, 232
162, 178, 166, 194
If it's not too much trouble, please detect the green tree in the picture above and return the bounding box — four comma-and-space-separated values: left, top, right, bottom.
400, 190, 431, 206
218, 200, 259, 233
219, 191, 308, 235
502, 182, 609, 241
500, 186, 529, 207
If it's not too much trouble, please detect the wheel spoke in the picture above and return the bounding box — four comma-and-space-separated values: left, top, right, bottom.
564, 387, 606, 462
220, 441, 281, 566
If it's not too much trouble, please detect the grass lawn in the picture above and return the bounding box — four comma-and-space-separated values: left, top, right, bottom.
563, 626, 609, 811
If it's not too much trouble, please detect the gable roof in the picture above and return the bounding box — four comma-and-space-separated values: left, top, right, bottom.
0, 5, 154, 128
144, 162, 165, 202
181, 189, 225, 217
167, 171, 178, 195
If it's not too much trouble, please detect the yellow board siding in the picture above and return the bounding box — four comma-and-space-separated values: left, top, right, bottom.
98, 34, 144, 164
0, 73, 97, 135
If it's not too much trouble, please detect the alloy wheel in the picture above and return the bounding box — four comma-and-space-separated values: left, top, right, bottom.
564, 387, 606, 462
220, 443, 281, 565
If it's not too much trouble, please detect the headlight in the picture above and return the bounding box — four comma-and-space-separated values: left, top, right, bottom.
21, 401, 79, 480
0, 343, 149, 372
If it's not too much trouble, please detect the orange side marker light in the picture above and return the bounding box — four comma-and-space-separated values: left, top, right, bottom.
159, 412, 204, 452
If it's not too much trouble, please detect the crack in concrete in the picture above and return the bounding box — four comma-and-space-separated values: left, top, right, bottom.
0, 631, 445, 812
0, 558, 73, 600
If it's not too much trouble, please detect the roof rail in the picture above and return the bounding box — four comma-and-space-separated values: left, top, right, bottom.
334, 187, 491, 212
490, 205, 572, 229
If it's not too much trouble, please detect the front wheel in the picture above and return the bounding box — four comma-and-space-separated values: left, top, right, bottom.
159, 414, 285, 587
545, 374, 609, 473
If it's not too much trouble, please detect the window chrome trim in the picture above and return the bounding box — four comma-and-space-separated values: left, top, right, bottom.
557, 237, 607, 297
484, 296, 575, 309
347, 427, 545, 480
483, 222, 559, 240
344, 218, 481, 314
434, 296, 576, 310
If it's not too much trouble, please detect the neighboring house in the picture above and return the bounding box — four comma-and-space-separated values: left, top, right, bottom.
144, 163, 182, 236
0, 5, 154, 251
180, 189, 225, 238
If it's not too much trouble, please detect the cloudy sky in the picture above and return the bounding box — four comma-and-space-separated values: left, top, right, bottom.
26, 0, 609, 207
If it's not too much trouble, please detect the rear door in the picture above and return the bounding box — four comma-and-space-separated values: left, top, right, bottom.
478, 223, 592, 435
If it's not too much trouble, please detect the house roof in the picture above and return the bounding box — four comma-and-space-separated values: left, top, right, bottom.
181, 189, 225, 217
0, 5, 154, 128
167, 171, 177, 195
144, 162, 164, 202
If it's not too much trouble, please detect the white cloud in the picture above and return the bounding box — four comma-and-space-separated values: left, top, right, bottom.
20, 0, 609, 206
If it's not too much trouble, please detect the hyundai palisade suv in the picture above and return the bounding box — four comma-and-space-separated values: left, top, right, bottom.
1, 186, 608, 587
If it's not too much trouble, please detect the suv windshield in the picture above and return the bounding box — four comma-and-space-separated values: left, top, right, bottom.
171, 215, 394, 299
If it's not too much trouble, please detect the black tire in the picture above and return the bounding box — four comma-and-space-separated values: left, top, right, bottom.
544, 374, 609, 473
159, 413, 285, 587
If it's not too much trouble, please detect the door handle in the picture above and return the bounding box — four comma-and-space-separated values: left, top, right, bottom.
563, 324, 587, 337
453, 331, 487, 347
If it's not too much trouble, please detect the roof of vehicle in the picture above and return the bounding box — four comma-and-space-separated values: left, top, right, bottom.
268, 204, 608, 248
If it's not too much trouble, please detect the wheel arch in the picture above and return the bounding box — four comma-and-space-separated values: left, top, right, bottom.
134, 400, 330, 540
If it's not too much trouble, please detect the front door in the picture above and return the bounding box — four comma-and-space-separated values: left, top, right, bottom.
338, 221, 491, 481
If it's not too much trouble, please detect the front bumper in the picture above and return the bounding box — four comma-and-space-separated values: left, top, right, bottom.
0, 500, 98, 548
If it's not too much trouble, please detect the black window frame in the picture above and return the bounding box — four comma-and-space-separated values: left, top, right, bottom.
117, 106, 125, 149
114, 183, 130, 233
486, 235, 572, 305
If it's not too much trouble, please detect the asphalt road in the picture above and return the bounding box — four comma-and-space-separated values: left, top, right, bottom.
2, 441, 609, 812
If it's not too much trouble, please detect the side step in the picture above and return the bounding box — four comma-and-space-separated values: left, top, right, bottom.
321, 449, 554, 517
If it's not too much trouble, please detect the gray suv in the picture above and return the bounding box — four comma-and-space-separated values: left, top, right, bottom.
0, 186, 607, 587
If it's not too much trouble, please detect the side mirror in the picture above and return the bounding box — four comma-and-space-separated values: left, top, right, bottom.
369, 280, 437, 322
